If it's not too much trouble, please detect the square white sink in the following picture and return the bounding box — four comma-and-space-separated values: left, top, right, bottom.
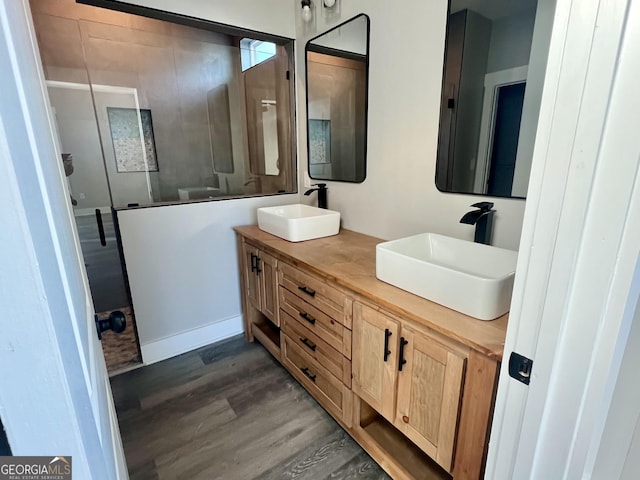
257, 204, 340, 242
376, 233, 517, 320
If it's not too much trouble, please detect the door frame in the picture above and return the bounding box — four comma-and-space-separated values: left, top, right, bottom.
0, 0, 127, 477
474, 65, 528, 194
487, 0, 640, 477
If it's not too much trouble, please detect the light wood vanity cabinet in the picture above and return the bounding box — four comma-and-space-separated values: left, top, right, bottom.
277, 260, 354, 425
352, 302, 466, 472
393, 324, 467, 471
235, 226, 507, 480
352, 302, 400, 421
239, 239, 281, 360
242, 241, 278, 325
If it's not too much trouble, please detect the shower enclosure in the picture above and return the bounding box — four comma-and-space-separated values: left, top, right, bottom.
30, 0, 296, 371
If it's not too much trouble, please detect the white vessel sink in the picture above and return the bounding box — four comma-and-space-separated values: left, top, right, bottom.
257, 204, 340, 242
376, 233, 518, 320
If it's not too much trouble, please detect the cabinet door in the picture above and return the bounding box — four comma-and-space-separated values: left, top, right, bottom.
352, 302, 399, 421
243, 243, 261, 310
395, 326, 466, 472
258, 250, 278, 325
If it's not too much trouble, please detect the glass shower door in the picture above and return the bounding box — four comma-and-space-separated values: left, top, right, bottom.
47, 81, 142, 373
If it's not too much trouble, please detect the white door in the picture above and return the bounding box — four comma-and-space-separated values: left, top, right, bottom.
487, 0, 640, 477
0, 0, 128, 478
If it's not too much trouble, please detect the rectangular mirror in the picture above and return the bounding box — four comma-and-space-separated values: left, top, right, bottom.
436, 0, 549, 199
305, 14, 370, 183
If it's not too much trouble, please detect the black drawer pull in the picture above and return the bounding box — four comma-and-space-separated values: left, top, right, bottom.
250, 253, 256, 273
255, 256, 262, 274
399, 337, 409, 371
384, 328, 392, 362
298, 285, 316, 297
300, 337, 317, 351
301, 367, 316, 382
299, 312, 316, 325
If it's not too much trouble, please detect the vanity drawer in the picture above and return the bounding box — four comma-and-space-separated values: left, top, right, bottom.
280, 287, 352, 359
281, 309, 351, 387
279, 262, 351, 328
282, 334, 352, 426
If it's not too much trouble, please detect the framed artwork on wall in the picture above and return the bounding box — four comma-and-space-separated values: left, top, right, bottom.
309, 119, 331, 165
107, 107, 158, 172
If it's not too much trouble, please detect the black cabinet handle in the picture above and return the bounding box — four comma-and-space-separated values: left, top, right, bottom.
301, 367, 316, 382
384, 328, 392, 362
399, 337, 409, 371
299, 311, 316, 325
300, 337, 317, 352
250, 253, 256, 273
95, 209, 107, 247
298, 285, 316, 297
255, 256, 262, 274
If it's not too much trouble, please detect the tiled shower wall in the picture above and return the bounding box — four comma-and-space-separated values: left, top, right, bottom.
30, 0, 248, 203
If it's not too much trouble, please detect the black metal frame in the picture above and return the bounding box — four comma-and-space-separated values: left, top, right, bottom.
76, 0, 293, 45
434, 2, 526, 201
304, 13, 371, 184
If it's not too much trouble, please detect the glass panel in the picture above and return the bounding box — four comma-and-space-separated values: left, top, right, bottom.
33, 0, 296, 208
79, 14, 295, 205
32, 2, 142, 370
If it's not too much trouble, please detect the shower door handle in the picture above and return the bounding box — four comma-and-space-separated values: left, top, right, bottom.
95, 209, 107, 247
95, 310, 126, 340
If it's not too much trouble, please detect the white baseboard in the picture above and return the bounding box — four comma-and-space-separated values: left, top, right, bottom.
140, 315, 244, 365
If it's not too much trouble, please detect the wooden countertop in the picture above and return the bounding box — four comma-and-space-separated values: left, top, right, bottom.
234, 226, 508, 361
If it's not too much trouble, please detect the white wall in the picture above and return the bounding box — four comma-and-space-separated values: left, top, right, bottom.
296, 1, 526, 250
118, 194, 298, 363
311, 14, 368, 55
123, 0, 296, 38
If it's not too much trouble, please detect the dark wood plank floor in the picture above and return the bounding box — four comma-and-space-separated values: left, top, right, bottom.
110, 336, 390, 479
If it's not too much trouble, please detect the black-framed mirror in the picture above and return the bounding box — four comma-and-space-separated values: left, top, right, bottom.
305, 14, 370, 183
436, 0, 544, 199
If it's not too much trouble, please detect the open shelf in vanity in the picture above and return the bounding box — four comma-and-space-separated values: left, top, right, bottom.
251, 315, 281, 358
355, 398, 452, 480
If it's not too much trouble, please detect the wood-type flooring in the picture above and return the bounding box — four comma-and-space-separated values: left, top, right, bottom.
110, 336, 390, 479
99, 306, 142, 374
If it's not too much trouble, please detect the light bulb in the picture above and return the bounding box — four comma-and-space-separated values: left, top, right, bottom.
324, 0, 336, 7
301, 5, 312, 23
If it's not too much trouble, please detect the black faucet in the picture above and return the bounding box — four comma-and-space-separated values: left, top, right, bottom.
460, 202, 495, 245
304, 183, 328, 209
